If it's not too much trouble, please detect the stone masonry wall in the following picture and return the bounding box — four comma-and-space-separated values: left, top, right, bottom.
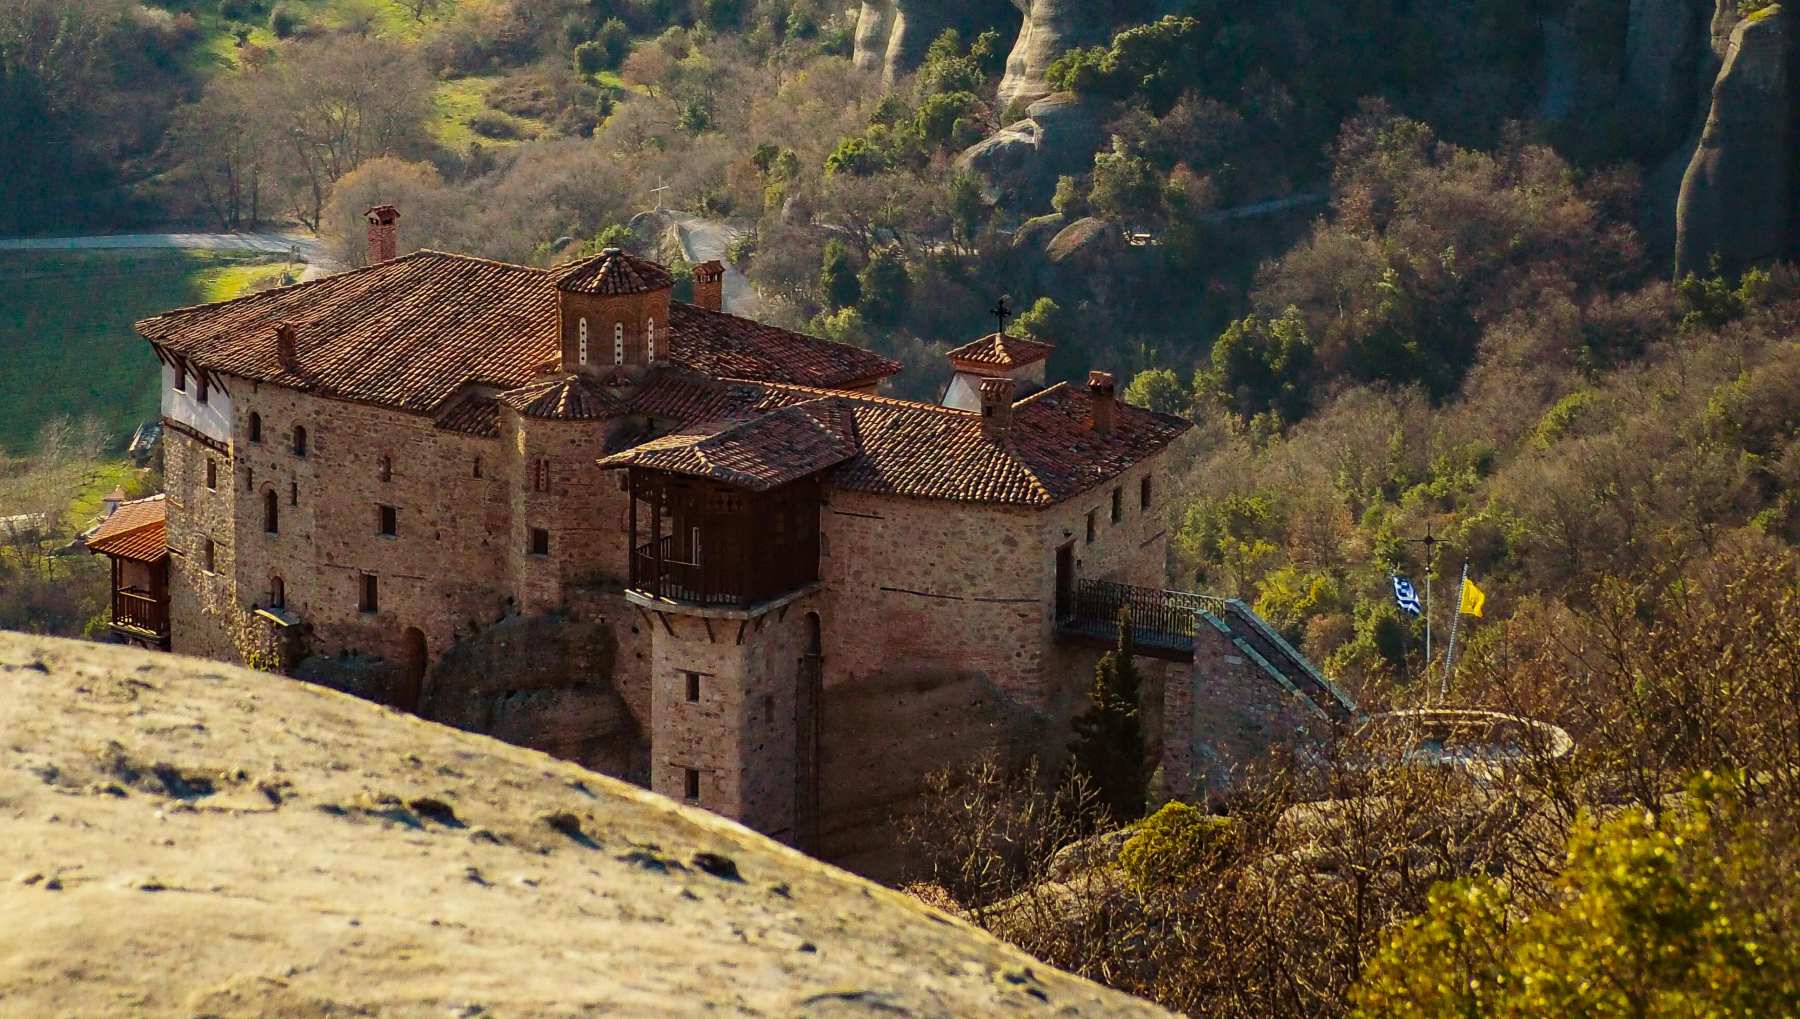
1164, 620, 1320, 803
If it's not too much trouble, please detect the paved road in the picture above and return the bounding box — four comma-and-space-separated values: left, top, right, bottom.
671, 218, 761, 318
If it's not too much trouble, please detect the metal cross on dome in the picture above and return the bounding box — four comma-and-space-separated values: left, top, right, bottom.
649, 177, 671, 212
989, 296, 1013, 336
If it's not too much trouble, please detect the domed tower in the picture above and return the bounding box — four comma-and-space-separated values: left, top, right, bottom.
551, 248, 673, 382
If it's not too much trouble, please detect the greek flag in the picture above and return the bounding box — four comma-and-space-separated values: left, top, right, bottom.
1392, 575, 1423, 617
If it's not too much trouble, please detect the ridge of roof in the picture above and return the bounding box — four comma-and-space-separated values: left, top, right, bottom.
552, 248, 673, 295
945, 332, 1054, 369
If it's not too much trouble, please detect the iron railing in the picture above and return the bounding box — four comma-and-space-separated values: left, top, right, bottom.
1059, 579, 1227, 649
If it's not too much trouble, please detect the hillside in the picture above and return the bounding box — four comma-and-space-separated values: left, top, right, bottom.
0, 632, 1170, 1018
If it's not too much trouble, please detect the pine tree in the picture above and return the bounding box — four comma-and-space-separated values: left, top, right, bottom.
1068, 607, 1146, 823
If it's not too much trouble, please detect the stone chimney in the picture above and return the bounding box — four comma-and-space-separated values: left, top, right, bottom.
978, 376, 1016, 441
693, 260, 725, 313
364, 204, 400, 264
275, 322, 298, 367
1087, 370, 1116, 436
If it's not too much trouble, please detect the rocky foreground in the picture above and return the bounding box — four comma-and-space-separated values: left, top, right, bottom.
0, 634, 1169, 1018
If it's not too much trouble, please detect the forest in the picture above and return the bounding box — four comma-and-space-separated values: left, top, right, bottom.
4, 0, 1800, 1014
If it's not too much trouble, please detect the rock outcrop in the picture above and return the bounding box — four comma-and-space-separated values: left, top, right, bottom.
1675, 4, 1794, 275
997, 0, 1116, 112
0, 633, 1172, 1018
957, 92, 1104, 211
1620, 0, 1709, 157
852, 0, 1014, 82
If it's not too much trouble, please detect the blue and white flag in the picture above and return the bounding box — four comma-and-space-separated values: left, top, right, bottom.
1392, 575, 1423, 617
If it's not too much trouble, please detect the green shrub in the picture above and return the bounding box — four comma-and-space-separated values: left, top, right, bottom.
468, 110, 527, 140
268, 3, 300, 38
1118, 801, 1232, 886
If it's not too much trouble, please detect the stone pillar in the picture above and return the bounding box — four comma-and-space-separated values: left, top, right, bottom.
693, 260, 725, 313
364, 205, 400, 264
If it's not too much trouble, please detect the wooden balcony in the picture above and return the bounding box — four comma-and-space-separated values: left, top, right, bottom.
627, 469, 821, 610
112, 587, 170, 644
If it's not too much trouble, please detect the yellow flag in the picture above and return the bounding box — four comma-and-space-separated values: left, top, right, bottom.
1459, 577, 1486, 618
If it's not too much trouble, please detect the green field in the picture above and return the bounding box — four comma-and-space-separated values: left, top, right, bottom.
0, 250, 292, 453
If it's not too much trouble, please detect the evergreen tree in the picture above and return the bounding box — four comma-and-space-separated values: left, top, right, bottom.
1069, 607, 1147, 823
818, 240, 861, 311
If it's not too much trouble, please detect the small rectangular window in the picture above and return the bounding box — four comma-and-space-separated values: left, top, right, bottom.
1086, 510, 1096, 544
205, 459, 217, 490
289, 481, 298, 506
204, 537, 216, 573
173, 365, 186, 392
1111, 487, 1123, 523
684, 671, 701, 703
377, 504, 397, 537
196, 375, 208, 404
1141, 475, 1153, 510
529, 527, 549, 556
683, 767, 701, 802
359, 573, 378, 613
473, 456, 483, 479
246, 467, 254, 491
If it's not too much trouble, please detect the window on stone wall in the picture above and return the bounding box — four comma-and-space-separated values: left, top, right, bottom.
647, 318, 656, 362
269, 576, 284, 610
205, 459, 217, 490
1141, 475, 1153, 511
204, 538, 216, 573
289, 481, 298, 506
246, 467, 253, 492
613, 322, 624, 365
293, 425, 308, 457
248, 413, 262, 443
378, 455, 392, 482
684, 671, 701, 703
1111, 486, 1123, 523
473, 456, 483, 478
378, 504, 397, 537
578, 318, 589, 365
1086, 509, 1096, 544
533, 459, 551, 493
683, 767, 700, 802
529, 527, 549, 556
173, 365, 185, 392
264, 490, 279, 534
196, 374, 208, 404
359, 573, 378, 613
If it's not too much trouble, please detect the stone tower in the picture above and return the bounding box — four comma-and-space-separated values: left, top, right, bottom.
552, 249, 673, 380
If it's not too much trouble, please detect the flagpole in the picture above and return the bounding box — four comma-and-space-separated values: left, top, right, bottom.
1439, 560, 1469, 700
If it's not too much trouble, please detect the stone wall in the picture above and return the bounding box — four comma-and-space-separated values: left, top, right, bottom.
1164, 620, 1322, 803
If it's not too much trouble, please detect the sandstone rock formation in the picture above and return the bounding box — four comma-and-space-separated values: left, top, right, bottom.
0, 633, 1172, 1018
958, 92, 1104, 211
852, 0, 1014, 82
997, 0, 1116, 112
1620, 0, 1708, 157
1675, 4, 1794, 275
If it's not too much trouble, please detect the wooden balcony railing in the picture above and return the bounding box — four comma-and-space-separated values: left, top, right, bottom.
1057, 579, 1227, 652
113, 588, 169, 637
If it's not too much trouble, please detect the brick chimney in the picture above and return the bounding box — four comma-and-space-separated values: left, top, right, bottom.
275, 321, 298, 367
693, 260, 725, 313
1087, 370, 1116, 436
978, 376, 1016, 441
364, 204, 400, 264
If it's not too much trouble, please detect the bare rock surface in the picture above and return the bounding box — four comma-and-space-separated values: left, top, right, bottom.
0, 633, 1172, 1019
997, 0, 1116, 110
1675, 4, 1793, 275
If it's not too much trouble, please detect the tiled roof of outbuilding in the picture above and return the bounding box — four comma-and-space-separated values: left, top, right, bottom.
135, 251, 899, 417
86, 495, 167, 562
605, 372, 1189, 506
551, 248, 674, 295
945, 332, 1053, 370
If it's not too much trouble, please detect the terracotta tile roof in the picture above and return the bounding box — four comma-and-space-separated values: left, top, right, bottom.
497, 374, 628, 420
552, 248, 673, 295
136, 252, 898, 418
598, 400, 860, 492
433, 391, 502, 437
667, 304, 898, 389
946, 332, 1053, 370
608, 374, 1190, 506
86, 496, 167, 561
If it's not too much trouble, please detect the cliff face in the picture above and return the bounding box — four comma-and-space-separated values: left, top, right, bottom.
852, 0, 1016, 82
1675, 5, 1794, 275
997, 0, 1117, 111
0, 633, 1172, 1019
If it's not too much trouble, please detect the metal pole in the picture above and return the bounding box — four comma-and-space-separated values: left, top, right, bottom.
1439, 560, 1469, 700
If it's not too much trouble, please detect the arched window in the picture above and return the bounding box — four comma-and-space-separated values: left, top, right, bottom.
248, 412, 262, 443
613, 322, 625, 365
269, 576, 285, 610
263, 489, 279, 534
646, 318, 656, 362
293, 425, 308, 457
578, 318, 589, 365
